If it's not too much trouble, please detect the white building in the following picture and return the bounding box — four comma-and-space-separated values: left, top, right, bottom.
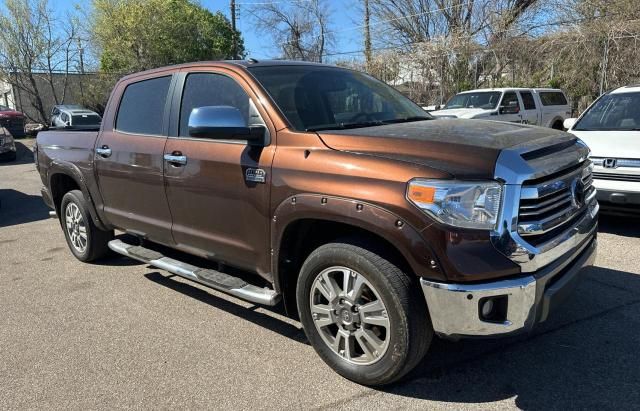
0, 79, 15, 109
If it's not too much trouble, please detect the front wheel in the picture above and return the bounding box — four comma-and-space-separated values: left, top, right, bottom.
296, 240, 432, 386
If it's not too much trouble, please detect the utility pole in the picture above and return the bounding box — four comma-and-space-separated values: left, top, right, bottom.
474, 58, 478, 89
364, 0, 372, 70
77, 38, 85, 75
599, 35, 610, 95
231, 0, 238, 59
77, 37, 86, 102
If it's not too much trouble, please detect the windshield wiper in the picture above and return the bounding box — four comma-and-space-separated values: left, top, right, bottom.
306, 120, 384, 132
381, 116, 432, 124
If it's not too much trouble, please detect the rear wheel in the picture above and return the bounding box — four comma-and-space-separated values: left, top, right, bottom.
60, 190, 113, 262
296, 240, 432, 386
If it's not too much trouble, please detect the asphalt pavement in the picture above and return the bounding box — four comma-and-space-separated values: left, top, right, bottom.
1, 139, 640, 410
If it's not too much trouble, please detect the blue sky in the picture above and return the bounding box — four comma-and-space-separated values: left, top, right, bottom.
47, 0, 365, 61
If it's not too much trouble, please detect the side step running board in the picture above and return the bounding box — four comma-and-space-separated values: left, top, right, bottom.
108, 239, 281, 306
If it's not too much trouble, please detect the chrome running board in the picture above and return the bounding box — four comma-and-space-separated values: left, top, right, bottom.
108, 239, 280, 306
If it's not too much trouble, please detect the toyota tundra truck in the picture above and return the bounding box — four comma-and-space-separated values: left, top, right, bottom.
35, 60, 598, 386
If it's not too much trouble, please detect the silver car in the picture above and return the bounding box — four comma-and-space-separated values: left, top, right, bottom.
50, 105, 102, 129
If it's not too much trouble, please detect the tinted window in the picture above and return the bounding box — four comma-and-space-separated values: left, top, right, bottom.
520, 91, 536, 110
501, 92, 520, 109
72, 114, 102, 126
179, 73, 251, 137
116, 76, 171, 135
444, 92, 501, 109
574, 92, 640, 131
539, 92, 568, 106
248, 66, 430, 132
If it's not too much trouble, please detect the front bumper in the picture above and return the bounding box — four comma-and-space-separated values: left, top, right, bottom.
421, 234, 597, 339
594, 178, 640, 208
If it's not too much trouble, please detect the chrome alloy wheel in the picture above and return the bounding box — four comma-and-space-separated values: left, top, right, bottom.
65, 202, 87, 253
309, 266, 391, 365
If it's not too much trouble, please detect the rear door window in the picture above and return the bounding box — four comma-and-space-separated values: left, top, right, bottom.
539, 92, 568, 106
520, 91, 536, 110
501, 92, 521, 111
116, 76, 172, 135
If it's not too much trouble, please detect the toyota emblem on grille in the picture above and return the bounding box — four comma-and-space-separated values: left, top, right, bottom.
571, 177, 585, 208
603, 158, 618, 168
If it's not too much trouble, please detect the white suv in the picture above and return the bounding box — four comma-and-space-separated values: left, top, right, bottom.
564, 85, 640, 214
430, 88, 571, 129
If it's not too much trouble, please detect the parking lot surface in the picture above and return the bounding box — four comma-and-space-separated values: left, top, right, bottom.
1, 139, 640, 410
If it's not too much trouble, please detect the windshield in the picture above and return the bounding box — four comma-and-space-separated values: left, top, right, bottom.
248, 65, 431, 131
0, 105, 10, 111
444, 92, 501, 110
574, 92, 640, 131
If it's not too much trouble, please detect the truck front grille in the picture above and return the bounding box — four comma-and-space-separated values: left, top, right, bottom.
517, 161, 594, 246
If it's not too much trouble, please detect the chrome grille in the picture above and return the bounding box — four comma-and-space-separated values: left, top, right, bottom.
517, 161, 595, 245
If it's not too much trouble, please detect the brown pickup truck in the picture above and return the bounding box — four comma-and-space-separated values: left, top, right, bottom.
35, 60, 598, 386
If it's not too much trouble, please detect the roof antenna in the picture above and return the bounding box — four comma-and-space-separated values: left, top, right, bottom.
247, 58, 259, 64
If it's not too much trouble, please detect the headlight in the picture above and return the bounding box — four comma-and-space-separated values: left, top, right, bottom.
407, 179, 502, 229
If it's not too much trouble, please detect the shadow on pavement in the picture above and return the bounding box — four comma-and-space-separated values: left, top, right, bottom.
0, 189, 50, 228
140, 249, 640, 409
0, 141, 35, 166
377, 265, 640, 409
144, 271, 308, 344
598, 214, 640, 237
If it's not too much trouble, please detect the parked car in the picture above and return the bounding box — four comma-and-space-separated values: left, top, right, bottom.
564, 85, 640, 214
430, 88, 571, 129
0, 122, 17, 162
421, 104, 441, 112
50, 105, 102, 129
35, 60, 598, 386
0, 104, 26, 139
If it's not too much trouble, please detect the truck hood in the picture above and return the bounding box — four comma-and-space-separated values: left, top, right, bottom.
568, 129, 640, 159
318, 119, 569, 179
430, 108, 492, 119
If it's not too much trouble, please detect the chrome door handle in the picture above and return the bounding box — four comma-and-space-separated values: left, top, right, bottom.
164, 154, 187, 166
96, 146, 112, 158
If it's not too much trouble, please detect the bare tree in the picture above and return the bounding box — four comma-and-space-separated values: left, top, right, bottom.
250, 0, 334, 62
0, 0, 80, 124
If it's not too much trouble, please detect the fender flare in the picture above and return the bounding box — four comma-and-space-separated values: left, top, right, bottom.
270, 194, 445, 293
48, 160, 109, 231
549, 116, 565, 129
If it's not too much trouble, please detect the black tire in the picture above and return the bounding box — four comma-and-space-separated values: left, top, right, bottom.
296, 240, 432, 386
60, 190, 113, 262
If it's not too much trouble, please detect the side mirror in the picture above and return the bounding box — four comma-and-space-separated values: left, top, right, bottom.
563, 118, 577, 130
188, 106, 265, 146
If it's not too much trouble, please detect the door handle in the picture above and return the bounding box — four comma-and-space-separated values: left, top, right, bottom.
96, 145, 112, 158
164, 153, 187, 166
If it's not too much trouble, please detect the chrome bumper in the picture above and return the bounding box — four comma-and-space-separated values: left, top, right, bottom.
421, 234, 597, 339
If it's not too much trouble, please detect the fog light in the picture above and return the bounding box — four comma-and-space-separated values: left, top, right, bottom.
481, 299, 494, 318
479, 295, 508, 323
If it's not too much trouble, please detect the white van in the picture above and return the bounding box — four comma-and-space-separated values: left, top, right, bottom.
430, 88, 571, 129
